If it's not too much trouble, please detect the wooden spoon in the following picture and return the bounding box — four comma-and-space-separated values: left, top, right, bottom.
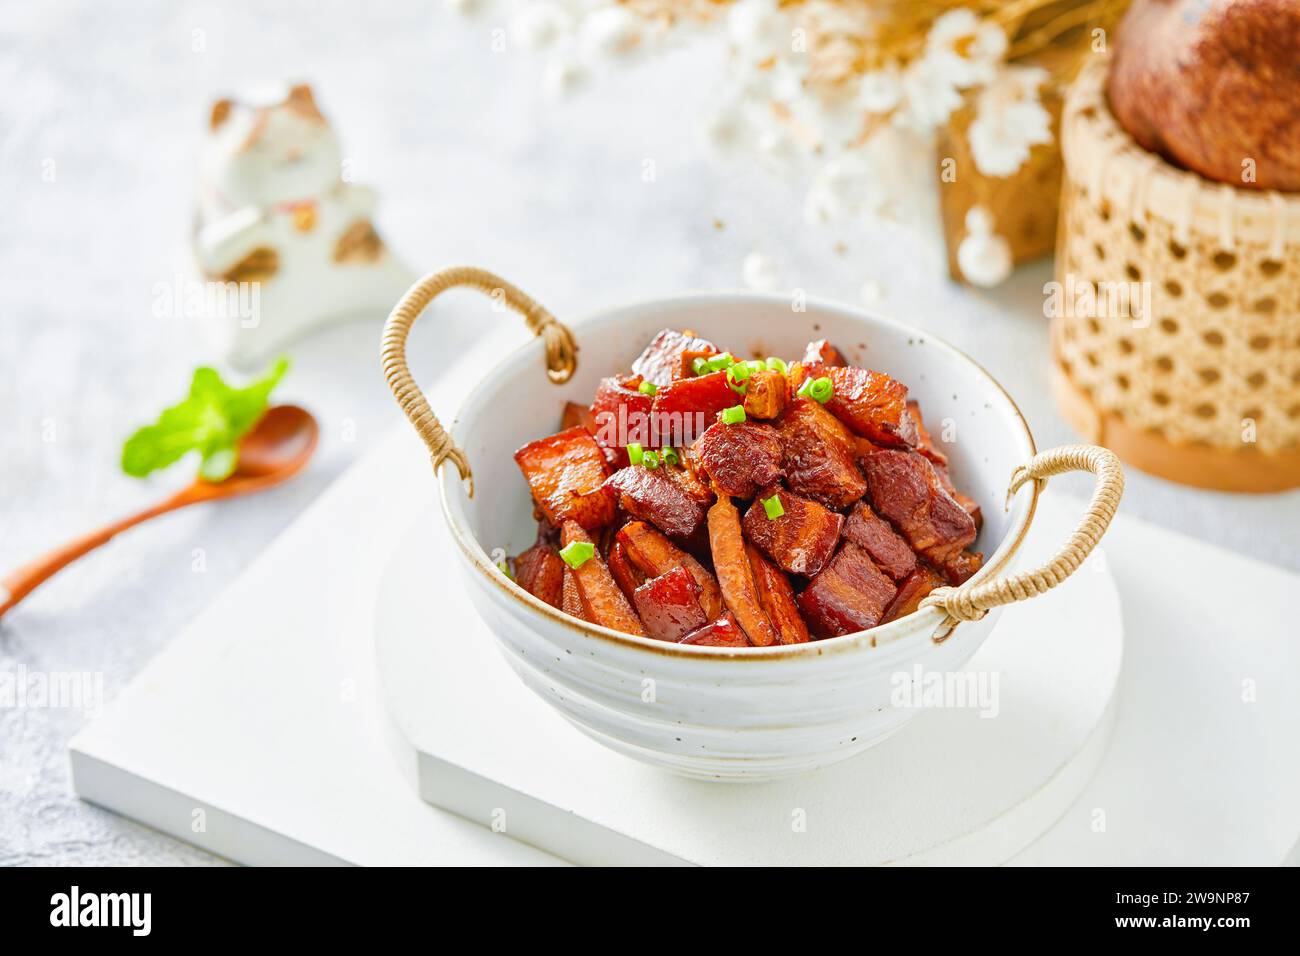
0, 405, 319, 621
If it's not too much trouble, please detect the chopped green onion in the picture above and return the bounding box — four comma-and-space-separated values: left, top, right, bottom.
497, 560, 515, 580
762, 495, 785, 520
721, 405, 746, 425
643, 450, 661, 469
706, 352, 735, 372
637, 380, 657, 396
797, 377, 814, 398
809, 376, 834, 404
746, 359, 765, 374
627, 441, 644, 466
692, 356, 710, 376
765, 356, 788, 374
729, 362, 752, 382
663, 447, 679, 467
559, 541, 595, 569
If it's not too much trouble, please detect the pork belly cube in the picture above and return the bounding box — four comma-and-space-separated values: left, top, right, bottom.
906, 400, 947, 468
604, 465, 709, 540
742, 485, 843, 577
616, 520, 722, 620
607, 540, 646, 605
746, 543, 810, 645
774, 398, 868, 509
591, 375, 654, 426
790, 364, 918, 448
633, 565, 709, 642
707, 494, 779, 646
803, 339, 847, 366
927, 458, 983, 533
743, 369, 789, 420
561, 521, 645, 635
797, 543, 897, 638
561, 401, 597, 433
514, 426, 616, 530
934, 465, 983, 532
842, 502, 916, 581
692, 420, 784, 499
861, 449, 976, 565
561, 400, 620, 468
513, 542, 565, 609
561, 567, 586, 620
668, 450, 716, 507
589, 374, 656, 463
942, 550, 983, 586
632, 328, 719, 386
652, 370, 737, 439
956, 493, 982, 532
680, 612, 750, 647
882, 565, 945, 623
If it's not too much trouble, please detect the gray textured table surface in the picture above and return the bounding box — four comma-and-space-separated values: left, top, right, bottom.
2, 1, 1297, 865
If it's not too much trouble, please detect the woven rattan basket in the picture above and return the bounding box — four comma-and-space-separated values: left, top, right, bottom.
1053, 58, 1300, 492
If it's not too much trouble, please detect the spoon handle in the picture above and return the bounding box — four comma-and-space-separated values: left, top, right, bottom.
0, 491, 191, 620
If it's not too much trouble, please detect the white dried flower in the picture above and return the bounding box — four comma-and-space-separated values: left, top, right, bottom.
968, 66, 1052, 177
579, 7, 642, 62
804, 155, 871, 226
965, 205, 995, 234
958, 205, 1012, 286
924, 9, 1007, 89
728, 0, 787, 59
896, 56, 964, 133
858, 68, 903, 114
766, 56, 807, 103
510, 3, 570, 52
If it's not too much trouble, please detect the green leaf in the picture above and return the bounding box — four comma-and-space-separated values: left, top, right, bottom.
120, 357, 290, 480
199, 446, 238, 482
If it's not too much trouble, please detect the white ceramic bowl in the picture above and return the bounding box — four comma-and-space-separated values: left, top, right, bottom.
396, 288, 1057, 782
386, 273, 1122, 781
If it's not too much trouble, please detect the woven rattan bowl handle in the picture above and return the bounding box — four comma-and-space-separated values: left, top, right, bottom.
381, 267, 577, 497
920, 444, 1124, 629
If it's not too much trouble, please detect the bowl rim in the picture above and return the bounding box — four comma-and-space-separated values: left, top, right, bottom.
439, 290, 1039, 661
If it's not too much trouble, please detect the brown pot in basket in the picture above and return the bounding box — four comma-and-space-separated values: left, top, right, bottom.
1052, 58, 1300, 492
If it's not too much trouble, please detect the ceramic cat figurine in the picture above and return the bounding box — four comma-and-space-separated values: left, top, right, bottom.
194, 83, 412, 366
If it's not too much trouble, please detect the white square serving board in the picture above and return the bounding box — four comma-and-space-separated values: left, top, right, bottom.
70, 366, 1300, 865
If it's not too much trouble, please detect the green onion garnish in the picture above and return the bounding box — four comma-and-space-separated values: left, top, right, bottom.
498, 560, 515, 579
643, 450, 661, 469
809, 376, 834, 404
729, 362, 752, 382
637, 380, 657, 396
763, 495, 785, 520
559, 541, 595, 569
797, 377, 814, 398
627, 442, 644, 466
765, 357, 788, 374
727, 365, 749, 395
721, 405, 746, 425
663, 447, 679, 467
692, 356, 710, 376
706, 352, 735, 372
